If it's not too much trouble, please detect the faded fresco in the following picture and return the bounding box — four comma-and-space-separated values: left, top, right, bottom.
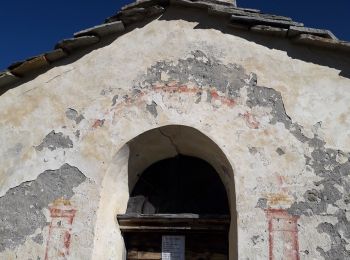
0, 4, 350, 260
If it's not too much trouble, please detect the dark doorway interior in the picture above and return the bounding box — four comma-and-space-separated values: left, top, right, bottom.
118, 155, 230, 260
128, 155, 229, 215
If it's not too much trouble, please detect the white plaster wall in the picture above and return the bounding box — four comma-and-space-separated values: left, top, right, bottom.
0, 7, 349, 259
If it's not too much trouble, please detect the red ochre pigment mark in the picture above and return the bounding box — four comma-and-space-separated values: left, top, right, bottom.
240, 111, 260, 129
108, 84, 237, 124
45, 199, 76, 260
266, 209, 300, 260
154, 85, 236, 107
110, 84, 236, 114
275, 174, 289, 193
92, 119, 105, 128
209, 89, 235, 107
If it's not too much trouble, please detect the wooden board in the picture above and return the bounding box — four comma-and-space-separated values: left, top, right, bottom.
117, 214, 230, 233
118, 214, 230, 260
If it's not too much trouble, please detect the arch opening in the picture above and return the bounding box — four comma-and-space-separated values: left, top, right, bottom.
116, 125, 237, 259
129, 155, 230, 215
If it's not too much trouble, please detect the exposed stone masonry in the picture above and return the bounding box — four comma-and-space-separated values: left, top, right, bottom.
0, 164, 86, 252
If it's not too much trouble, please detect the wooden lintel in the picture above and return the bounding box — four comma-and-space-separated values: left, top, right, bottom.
117, 214, 230, 233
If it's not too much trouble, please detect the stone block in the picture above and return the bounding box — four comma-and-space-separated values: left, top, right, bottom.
288, 26, 337, 40
259, 13, 293, 22
230, 14, 303, 28
55, 36, 100, 53
193, 0, 234, 6
208, 5, 252, 17
74, 21, 125, 38
0, 71, 19, 89
107, 6, 165, 25
170, 0, 237, 9
170, 0, 219, 9
121, 0, 170, 10
9, 55, 49, 77
45, 49, 68, 63
294, 34, 350, 52
251, 25, 288, 37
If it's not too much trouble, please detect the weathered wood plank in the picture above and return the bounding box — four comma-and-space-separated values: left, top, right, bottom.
128, 250, 161, 260
117, 214, 230, 234
118, 213, 230, 219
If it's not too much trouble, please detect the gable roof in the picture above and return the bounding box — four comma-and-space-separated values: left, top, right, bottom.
1, 0, 349, 92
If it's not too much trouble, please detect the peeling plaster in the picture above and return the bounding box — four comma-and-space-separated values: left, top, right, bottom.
136, 50, 250, 97
133, 49, 350, 258
0, 14, 349, 258
35, 131, 73, 151
146, 101, 158, 118
65, 108, 84, 124
0, 164, 86, 252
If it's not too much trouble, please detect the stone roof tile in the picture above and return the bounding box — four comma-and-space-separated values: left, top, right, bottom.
0, 71, 19, 87
45, 49, 68, 63
55, 36, 100, 53
230, 14, 303, 28
121, 0, 170, 10
288, 26, 337, 40
106, 5, 165, 25
294, 34, 350, 52
251, 25, 288, 37
9, 55, 49, 77
0, 0, 348, 91
74, 21, 125, 38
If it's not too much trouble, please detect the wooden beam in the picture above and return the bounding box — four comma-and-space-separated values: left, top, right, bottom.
117, 214, 230, 233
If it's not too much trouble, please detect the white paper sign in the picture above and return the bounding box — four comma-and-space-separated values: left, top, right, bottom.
161, 235, 185, 260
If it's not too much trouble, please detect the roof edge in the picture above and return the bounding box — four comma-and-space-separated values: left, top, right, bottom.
0, 0, 348, 92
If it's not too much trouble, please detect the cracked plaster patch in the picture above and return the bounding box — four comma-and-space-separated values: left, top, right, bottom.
0, 164, 86, 252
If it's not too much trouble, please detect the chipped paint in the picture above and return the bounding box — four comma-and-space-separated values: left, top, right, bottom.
266, 209, 300, 260
0, 13, 349, 260
92, 119, 105, 128
36, 131, 73, 151
45, 199, 76, 260
0, 164, 86, 252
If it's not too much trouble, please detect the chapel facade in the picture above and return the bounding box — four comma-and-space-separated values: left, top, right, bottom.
0, 0, 350, 259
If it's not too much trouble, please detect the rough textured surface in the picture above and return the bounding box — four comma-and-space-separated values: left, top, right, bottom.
294, 34, 350, 52
251, 25, 288, 37
0, 7, 350, 260
0, 0, 348, 92
65, 108, 84, 124
108, 5, 165, 24
55, 36, 100, 53
138, 50, 248, 98
35, 131, 73, 151
0, 164, 86, 252
122, 0, 170, 10
0, 71, 19, 88
9, 55, 49, 77
146, 101, 158, 117
230, 14, 303, 28
288, 26, 337, 40
244, 63, 350, 259
74, 21, 125, 38
44, 48, 68, 63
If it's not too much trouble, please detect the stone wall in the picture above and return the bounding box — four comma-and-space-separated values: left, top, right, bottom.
0, 6, 349, 260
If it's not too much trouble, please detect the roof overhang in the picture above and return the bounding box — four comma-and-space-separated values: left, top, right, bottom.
1, 0, 349, 92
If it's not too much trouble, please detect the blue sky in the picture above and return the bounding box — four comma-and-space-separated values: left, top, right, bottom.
0, 0, 349, 70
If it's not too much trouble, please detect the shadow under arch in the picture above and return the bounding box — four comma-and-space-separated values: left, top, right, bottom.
121, 124, 238, 259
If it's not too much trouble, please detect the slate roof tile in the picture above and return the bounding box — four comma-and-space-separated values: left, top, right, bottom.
74, 21, 125, 38
55, 36, 100, 53
0, 0, 348, 91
